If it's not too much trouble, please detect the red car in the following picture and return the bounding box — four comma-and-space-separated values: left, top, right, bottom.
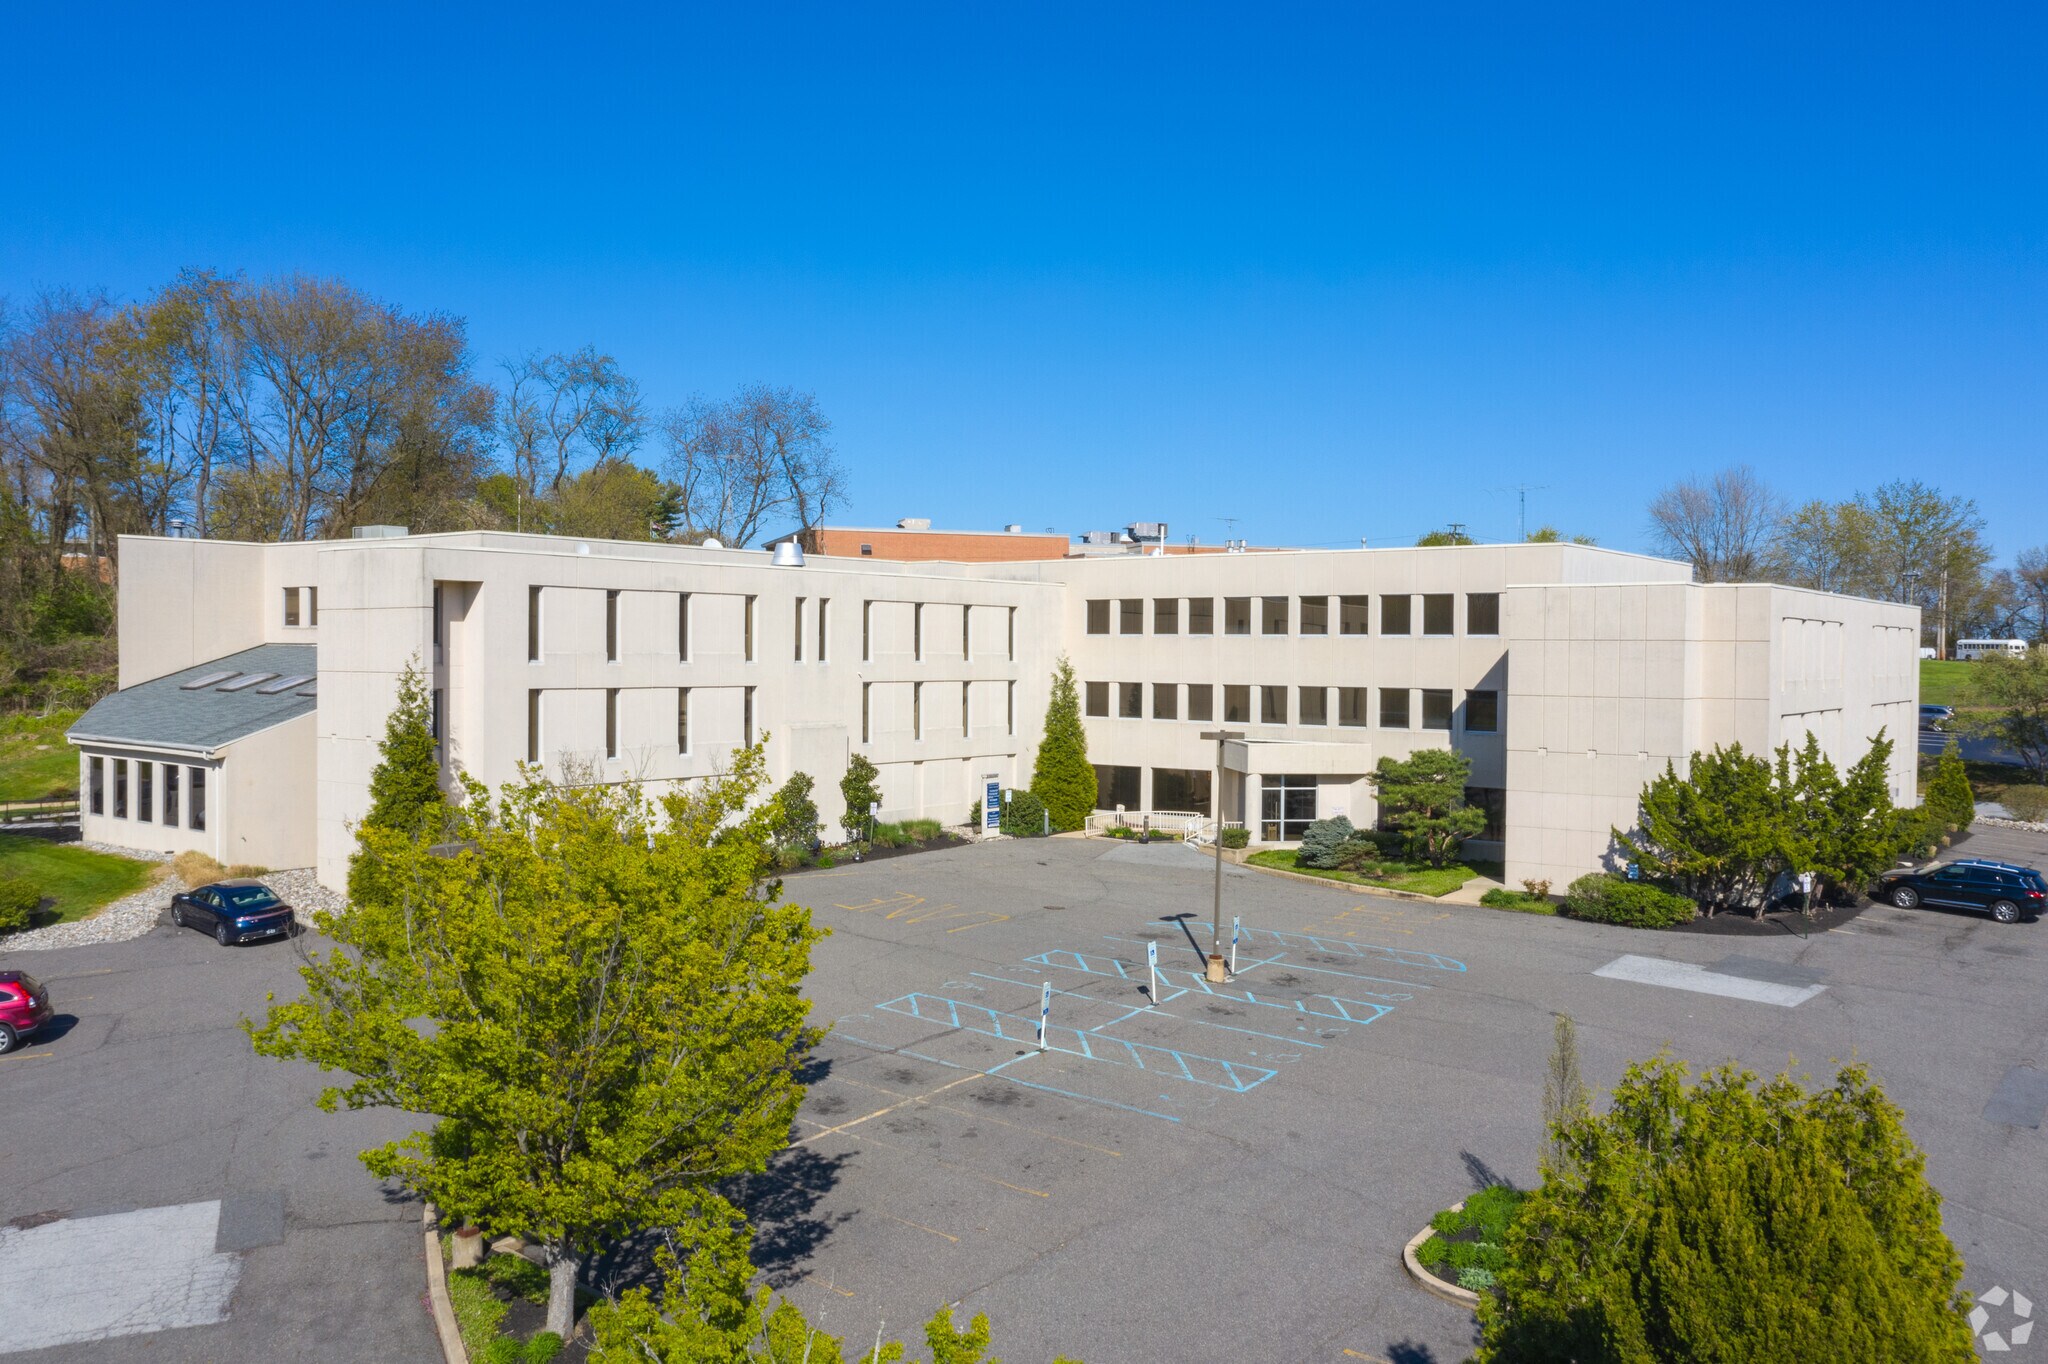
0, 969, 53, 1054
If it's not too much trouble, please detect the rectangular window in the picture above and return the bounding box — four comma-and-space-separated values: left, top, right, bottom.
1152, 766, 1212, 817
744, 687, 755, 744
962, 681, 972, 737
1154, 598, 1179, 634
744, 596, 756, 662
1095, 763, 1141, 812
794, 597, 805, 661
1468, 592, 1501, 636
113, 758, 128, 818
1119, 599, 1144, 634
678, 594, 691, 661
817, 599, 829, 662
678, 688, 690, 754
1299, 686, 1327, 725
1224, 685, 1250, 723
432, 688, 445, 761
1380, 688, 1410, 728
861, 683, 871, 742
189, 766, 206, 831
1465, 786, 1506, 841
912, 681, 923, 739
1261, 597, 1288, 635
1225, 597, 1252, 635
913, 604, 923, 660
1421, 688, 1454, 730
606, 590, 620, 661
1338, 687, 1368, 727
1188, 598, 1215, 635
308, 587, 318, 625
1299, 597, 1328, 634
1188, 684, 1214, 722
1007, 680, 1016, 735
1153, 683, 1178, 720
529, 586, 543, 662
1381, 595, 1412, 635
88, 756, 104, 815
1466, 689, 1499, 733
962, 605, 972, 661
527, 690, 541, 762
1119, 682, 1143, 719
138, 761, 154, 822
1260, 773, 1318, 842
1086, 599, 1111, 633
1261, 685, 1287, 724
283, 587, 301, 627
862, 601, 872, 661
163, 763, 179, 826
1007, 607, 1016, 659
1422, 594, 1454, 636
1086, 681, 1110, 717
1339, 595, 1370, 634
606, 688, 619, 758
433, 583, 446, 663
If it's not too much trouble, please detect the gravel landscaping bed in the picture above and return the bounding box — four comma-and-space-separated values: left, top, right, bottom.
4, 865, 345, 952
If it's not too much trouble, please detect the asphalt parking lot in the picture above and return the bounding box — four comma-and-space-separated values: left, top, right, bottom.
3, 831, 2044, 1363
0, 909, 437, 1362
772, 835, 2048, 1364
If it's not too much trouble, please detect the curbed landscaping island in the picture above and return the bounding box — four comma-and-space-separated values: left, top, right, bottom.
1409, 1185, 1526, 1298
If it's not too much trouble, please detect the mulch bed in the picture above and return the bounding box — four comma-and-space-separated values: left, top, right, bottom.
1667, 898, 1870, 937
781, 832, 982, 873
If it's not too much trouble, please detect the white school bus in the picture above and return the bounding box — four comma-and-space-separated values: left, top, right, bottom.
1956, 638, 2030, 661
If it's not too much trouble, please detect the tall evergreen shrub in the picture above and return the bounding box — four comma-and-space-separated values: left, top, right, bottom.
1029, 656, 1095, 832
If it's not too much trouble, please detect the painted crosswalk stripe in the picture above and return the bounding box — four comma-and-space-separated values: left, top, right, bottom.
1593, 954, 1827, 1008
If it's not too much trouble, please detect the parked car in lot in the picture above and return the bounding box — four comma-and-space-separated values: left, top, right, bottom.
1876, 859, 2046, 923
169, 879, 297, 945
0, 969, 53, 1053
1919, 704, 1955, 731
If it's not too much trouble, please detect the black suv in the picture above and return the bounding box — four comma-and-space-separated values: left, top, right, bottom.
1876, 859, 2046, 923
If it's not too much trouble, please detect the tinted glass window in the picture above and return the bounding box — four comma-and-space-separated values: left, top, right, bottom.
221, 886, 281, 910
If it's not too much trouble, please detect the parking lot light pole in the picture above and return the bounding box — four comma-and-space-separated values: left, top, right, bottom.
1200, 729, 1244, 983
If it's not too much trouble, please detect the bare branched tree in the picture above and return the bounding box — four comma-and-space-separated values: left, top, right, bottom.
499, 346, 644, 497
659, 385, 842, 547
1646, 465, 1785, 582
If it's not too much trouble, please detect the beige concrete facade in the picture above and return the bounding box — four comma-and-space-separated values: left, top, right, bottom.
94, 532, 1918, 894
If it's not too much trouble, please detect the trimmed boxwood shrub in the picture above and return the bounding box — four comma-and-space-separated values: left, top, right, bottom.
1001, 789, 1048, 837
0, 874, 41, 934
1564, 873, 1696, 928
1219, 826, 1250, 849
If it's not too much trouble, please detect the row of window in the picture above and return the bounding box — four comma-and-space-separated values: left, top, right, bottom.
1084, 681, 1499, 732
519, 678, 1023, 764
1088, 765, 1506, 842
519, 588, 1020, 666
861, 681, 1018, 744
87, 756, 208, 830
1085, 593, 1500, 638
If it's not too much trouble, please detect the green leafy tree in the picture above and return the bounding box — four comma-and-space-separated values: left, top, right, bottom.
767, 770, 818, 858
1477, 1057, 1973, 1363
349, 658, 445, 905
1525, 526, 1597, 545
1925, 739, 1976, 831
839, 751, 881, 844
247, 745, 823, 1338
1367, 749, 1485, 866
589, 1198, 1085, 1362
1416, 528, 1476, 546
1770, 730, 1909, 904
1961, 647, 2048, 780
1030, 656, 1095, 832
1612, 745, 1777, 911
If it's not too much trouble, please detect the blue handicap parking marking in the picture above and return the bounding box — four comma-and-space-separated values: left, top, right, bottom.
840, 921, 1469, 1123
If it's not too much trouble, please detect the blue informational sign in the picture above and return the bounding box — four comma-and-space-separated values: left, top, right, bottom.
984, 778, 1002, 831
1627, 861, 1641, 882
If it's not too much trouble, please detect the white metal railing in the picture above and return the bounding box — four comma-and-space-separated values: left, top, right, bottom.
1086, 808, 1209, 842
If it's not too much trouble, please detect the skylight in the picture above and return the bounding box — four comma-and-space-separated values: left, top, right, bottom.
255, 674, 315, 695
180, 671, 238, 690
216, 673, 279, 692
296, 681, 317, 697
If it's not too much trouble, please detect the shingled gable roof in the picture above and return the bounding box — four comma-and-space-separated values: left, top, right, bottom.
67, 644, 318, 754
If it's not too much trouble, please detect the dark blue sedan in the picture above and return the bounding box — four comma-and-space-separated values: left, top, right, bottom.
169, 879, 297, 946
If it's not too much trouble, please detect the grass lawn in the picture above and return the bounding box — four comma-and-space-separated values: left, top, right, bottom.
0, 832, 157, 928
1246, 847, 1484, 897
0, 711, 82, 803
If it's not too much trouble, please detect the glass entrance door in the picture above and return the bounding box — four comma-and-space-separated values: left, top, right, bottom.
1260, 774, 1317, 842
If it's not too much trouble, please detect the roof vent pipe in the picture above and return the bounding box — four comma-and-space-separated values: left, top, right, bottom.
771, 541, 805, 567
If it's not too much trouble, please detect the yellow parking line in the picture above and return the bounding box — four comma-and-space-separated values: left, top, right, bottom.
880, 1213, 959, 1243
797, 1072, 986, 1143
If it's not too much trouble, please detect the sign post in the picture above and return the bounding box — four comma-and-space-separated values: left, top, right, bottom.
1198, 729, 1245, 983
1147, 940, 1159, 1005
1036, 980, 1051, 1051
982, 775, 1002, 835
1231, 915, 1240, 974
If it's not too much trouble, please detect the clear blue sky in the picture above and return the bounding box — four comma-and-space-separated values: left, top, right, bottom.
5, 2, 2043, 558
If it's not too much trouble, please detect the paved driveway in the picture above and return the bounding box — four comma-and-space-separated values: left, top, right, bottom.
763, 834, 2048, 1364
0, 910, 438, 1362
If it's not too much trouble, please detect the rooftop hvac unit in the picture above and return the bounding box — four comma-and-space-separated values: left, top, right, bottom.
1003, 523, 1023, 533
1125, 521, 1168, 542
1080, 530, 1120, 546
351, 524, 409, 539
896, 517, 932, 530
